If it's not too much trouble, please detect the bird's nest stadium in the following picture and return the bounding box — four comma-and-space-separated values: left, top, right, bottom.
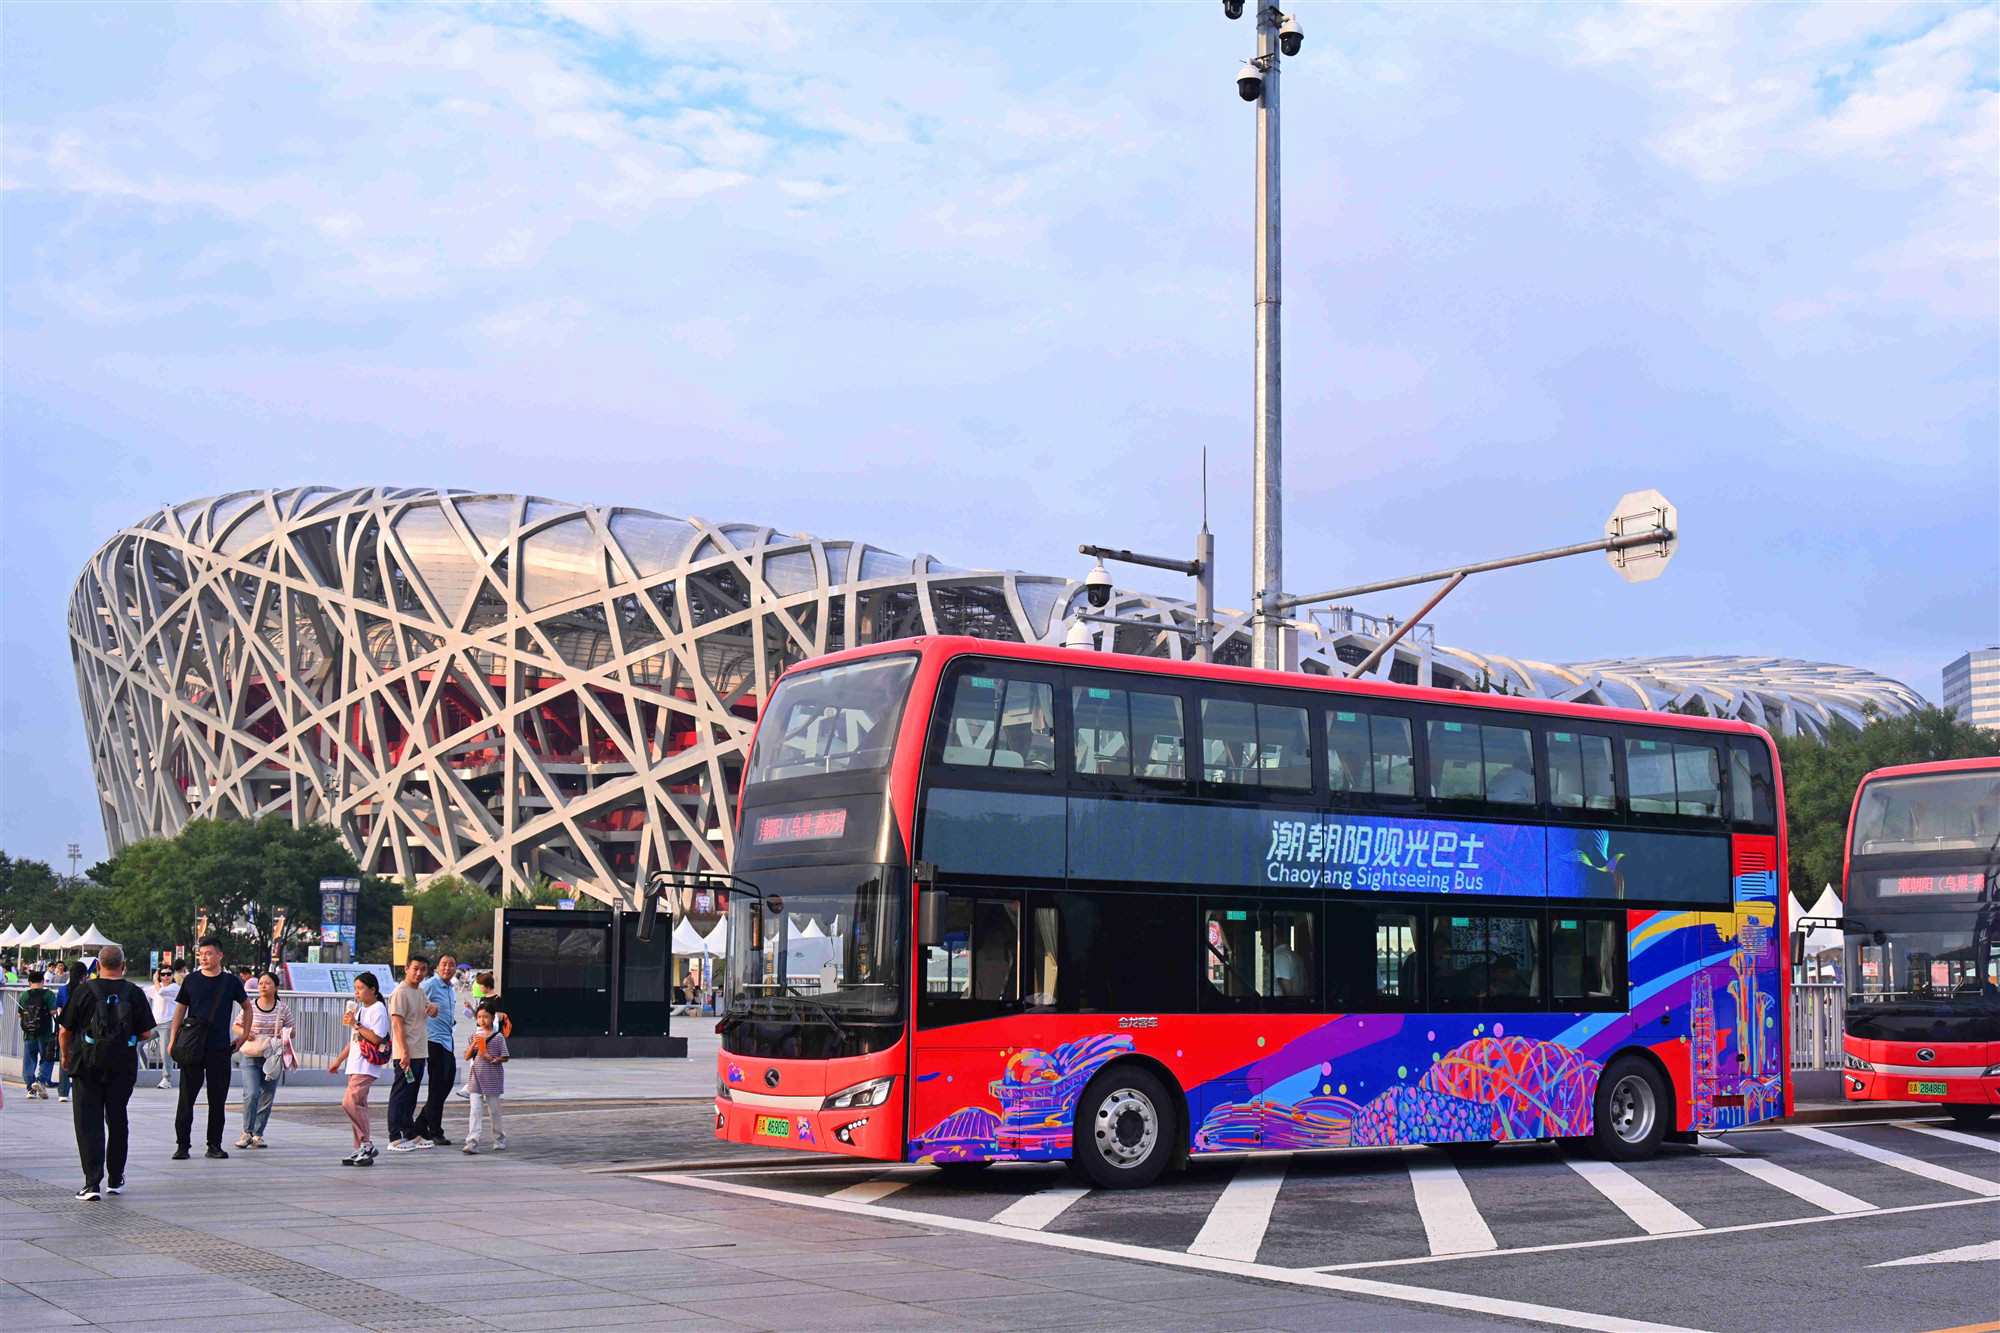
68, 488, 1925, 904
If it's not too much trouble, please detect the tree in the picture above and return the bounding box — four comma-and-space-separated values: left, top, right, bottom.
406, 873, 499, 967
1774, 707, 2000, 912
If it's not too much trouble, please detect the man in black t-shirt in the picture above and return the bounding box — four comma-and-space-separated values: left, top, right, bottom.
168, 937, 250, 1160
59, 946, 155, 1201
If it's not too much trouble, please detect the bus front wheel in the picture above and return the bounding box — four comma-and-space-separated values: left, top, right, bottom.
1591, 1056, 1667, 1161
1944, 1104, 1994, 1127
1069, 1066, 1176, 1189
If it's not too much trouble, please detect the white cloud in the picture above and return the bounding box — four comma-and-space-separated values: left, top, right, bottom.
669, 315, 737, 359
478, 297, 590, 347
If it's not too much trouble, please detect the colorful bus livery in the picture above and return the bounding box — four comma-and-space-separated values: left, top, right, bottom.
717, 637, 1791, 1184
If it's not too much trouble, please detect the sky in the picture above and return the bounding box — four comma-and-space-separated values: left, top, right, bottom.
3, 2, 1996, 868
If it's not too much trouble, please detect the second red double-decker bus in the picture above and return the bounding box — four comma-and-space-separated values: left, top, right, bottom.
1839, 756, 2000, 1124
715, 637, 1791, 1184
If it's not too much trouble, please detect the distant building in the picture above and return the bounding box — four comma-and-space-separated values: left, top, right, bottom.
1942, 647, 2000, 731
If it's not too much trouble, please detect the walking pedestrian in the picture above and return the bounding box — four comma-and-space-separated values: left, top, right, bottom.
330, 973, 389, 1166
54, 961, 90, 1102
59, 946, 155, 1201
456, 972, 495, 1099
385, 956, 431, 1152
234, 973, 294, 1149
417, 954, 457, 1145
17, 968, 57, 1098
168, 936, 250, 1160
145, 966, 180, 1087
460, 1006, 508, 1154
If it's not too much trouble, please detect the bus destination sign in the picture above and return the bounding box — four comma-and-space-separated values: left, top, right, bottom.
755, 808, 849, 845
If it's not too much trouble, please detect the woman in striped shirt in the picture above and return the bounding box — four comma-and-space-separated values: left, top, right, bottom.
234, 973, 295, 1149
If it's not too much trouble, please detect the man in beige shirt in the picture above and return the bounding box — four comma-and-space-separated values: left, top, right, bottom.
385, 956, 432, 1151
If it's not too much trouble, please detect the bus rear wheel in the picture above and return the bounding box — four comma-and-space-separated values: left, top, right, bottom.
1069, 1066, 1176, 1189
1944, 1104, 1994, 1127
1592, 1056, 1667, 1162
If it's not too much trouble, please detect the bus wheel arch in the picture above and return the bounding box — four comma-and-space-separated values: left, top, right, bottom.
1065, 1058, 1184, 1188
1589, 1048, 1673, 1161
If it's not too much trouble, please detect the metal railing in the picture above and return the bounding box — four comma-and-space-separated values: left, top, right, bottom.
1, 986, 469, 1068
1791, 982, 1845, 1071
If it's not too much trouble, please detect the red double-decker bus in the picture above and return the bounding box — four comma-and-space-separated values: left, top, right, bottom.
1839, 756, 2000, 1124
715, 637, 1791, 1184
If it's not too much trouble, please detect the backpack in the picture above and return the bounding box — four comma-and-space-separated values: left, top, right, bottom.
69, 981, 134, 1079
17, 988, 54, 1040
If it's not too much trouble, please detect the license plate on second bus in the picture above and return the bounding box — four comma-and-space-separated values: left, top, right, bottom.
755, 1114, 792, 1138
1907, 1080, 1948, 1097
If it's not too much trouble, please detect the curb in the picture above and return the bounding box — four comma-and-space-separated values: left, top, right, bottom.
591, 1155, 812, 1174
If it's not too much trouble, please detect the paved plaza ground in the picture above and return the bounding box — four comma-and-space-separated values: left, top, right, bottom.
4, 1062, 1995, 1333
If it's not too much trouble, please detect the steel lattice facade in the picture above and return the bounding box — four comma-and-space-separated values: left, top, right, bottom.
69, 487, 1925, 905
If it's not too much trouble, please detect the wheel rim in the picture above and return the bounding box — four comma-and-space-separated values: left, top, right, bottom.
1093, 1087, 1159, 1169
1606, 1073, 1656, 1144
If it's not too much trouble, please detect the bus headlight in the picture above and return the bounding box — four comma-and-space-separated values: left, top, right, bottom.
823, 1076, 894, 1110
1983, 1063, 2000, 1078
1842, 1052, 1875, 1073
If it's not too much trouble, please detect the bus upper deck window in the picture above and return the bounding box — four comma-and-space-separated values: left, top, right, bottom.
1626, 740, 1676, 814
1201, 698, 1311, 791
1673, 744, 1720, 819
1730, 741, 1776, 827
943, 675, 1055, 771
1548, 731, 1616, 811
1073, 686, 1186, 781
1328, 710, 1414, 796
1428, 719, 1535, 805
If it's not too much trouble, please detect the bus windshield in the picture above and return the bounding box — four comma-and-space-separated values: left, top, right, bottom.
745, 656, 919, 785
723, 865, 906, 1056
1850, 770, 2000, 856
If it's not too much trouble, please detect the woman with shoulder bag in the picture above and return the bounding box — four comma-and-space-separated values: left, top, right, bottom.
328, 973, 390, 1166
235, 973, 294, 1149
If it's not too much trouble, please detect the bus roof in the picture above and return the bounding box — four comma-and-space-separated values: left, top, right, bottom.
1855, 755, 2000, 784
783, 635, 1777, 745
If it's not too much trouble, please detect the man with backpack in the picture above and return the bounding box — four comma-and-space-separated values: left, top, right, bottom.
58, 946, 155, 1202
167, 936, 250, 1160
18, 968, 58, 1097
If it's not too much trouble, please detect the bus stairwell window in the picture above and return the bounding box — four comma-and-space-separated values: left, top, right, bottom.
1625, 740, 1677, 814
1202, 699, 1260, 784
1428, 721, 1484, 800
1377, 912, 1418, 1005
1027, 906, 1060, 1009
1258, 704, 1313, 790
971, 900, 1021, 1002
1482, 725, 1535, 805
1072, 686, 1132, 777
1132, 693, 1187, 780
928, 897, 975, 995
1552, 918, 1622, 1004
997, 681, 1056, 771
943, 676, 1003, 765
1674, 744, 1720, 819
1327, 711, 1371, 793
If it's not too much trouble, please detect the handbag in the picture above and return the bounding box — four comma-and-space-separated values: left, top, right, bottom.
170, 977, 233, 1067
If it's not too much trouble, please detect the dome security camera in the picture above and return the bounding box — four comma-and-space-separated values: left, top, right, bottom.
1222, 0, 1244, 17
1237, 60, 1265, 102
1279, 14, 1303, 56
1083, 562, 1114, 609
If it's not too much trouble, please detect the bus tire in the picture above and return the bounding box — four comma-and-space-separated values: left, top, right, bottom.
1071, 1066, 1176, 1189
1943, 1104, 1993, 1127
1591, 1055, 1667, 1162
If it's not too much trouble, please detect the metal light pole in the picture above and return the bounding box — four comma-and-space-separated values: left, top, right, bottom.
1228, 3, 1303, 670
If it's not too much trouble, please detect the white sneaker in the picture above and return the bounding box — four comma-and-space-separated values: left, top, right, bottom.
492, 1139, 506, 1151
386, 1140, 417, 1153
236, 1133, 253, 1149
453, 1086, 470, 1100
58, 1094, 69, 1103
75, 1187, 101, 1202
158, 1078, 171, 1089
410, 1138, 435, 1150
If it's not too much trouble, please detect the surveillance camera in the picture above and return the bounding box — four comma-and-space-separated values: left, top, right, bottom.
1062, 617, 1097, 651
1222, 0, 1244, 17
1236, 60, 1264, 102
1084, 562, 1113, 609
1279, 14, 1303, 56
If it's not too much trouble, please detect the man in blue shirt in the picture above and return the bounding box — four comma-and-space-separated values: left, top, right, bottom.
416, 954, 459, 1145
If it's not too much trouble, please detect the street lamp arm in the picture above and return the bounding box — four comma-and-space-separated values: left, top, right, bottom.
1078, 543, 1205, 577
1273, 525, 1673, 614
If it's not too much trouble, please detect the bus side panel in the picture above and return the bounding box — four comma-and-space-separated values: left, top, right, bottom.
1715, 834, 1784, 1127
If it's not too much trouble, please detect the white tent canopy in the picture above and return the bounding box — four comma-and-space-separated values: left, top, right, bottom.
701, 919, 728, 955
800, 918, 826, 938
1803, 885, 1844, 956
20, 924, 54, 947
75, 924, 117, 949
0, 925, 21, 947
51, 926, 82, 949
669, 918, 712, 957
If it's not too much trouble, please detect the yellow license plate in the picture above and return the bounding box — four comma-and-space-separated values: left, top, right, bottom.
1907, 1081, 1948, 1097
755, 1114, 792, 1138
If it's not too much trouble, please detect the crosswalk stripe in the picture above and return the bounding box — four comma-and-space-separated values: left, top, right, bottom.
1562, 1157, 1702, 1234
1870, 1238, 2000, 1268
1786, 1127, 2000, 1198
1713, 1155, 1875, 1214
1405, 1149, 1497, 1255
1188, 1155, 1289, 1261
990, 1184, 1090, 1230
828, 1168, 925, 1202
1898, 1122, 2000, 1155
1695, 1134, 1743, 1154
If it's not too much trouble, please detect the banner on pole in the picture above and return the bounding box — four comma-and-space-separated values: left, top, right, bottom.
392, 905, 413, 967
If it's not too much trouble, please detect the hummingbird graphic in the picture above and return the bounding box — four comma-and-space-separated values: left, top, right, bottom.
1566, 829, 1627, 898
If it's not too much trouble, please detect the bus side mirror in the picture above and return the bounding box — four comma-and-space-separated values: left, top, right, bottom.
918, 890, 948, 949
1790, 930, 1805, 969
